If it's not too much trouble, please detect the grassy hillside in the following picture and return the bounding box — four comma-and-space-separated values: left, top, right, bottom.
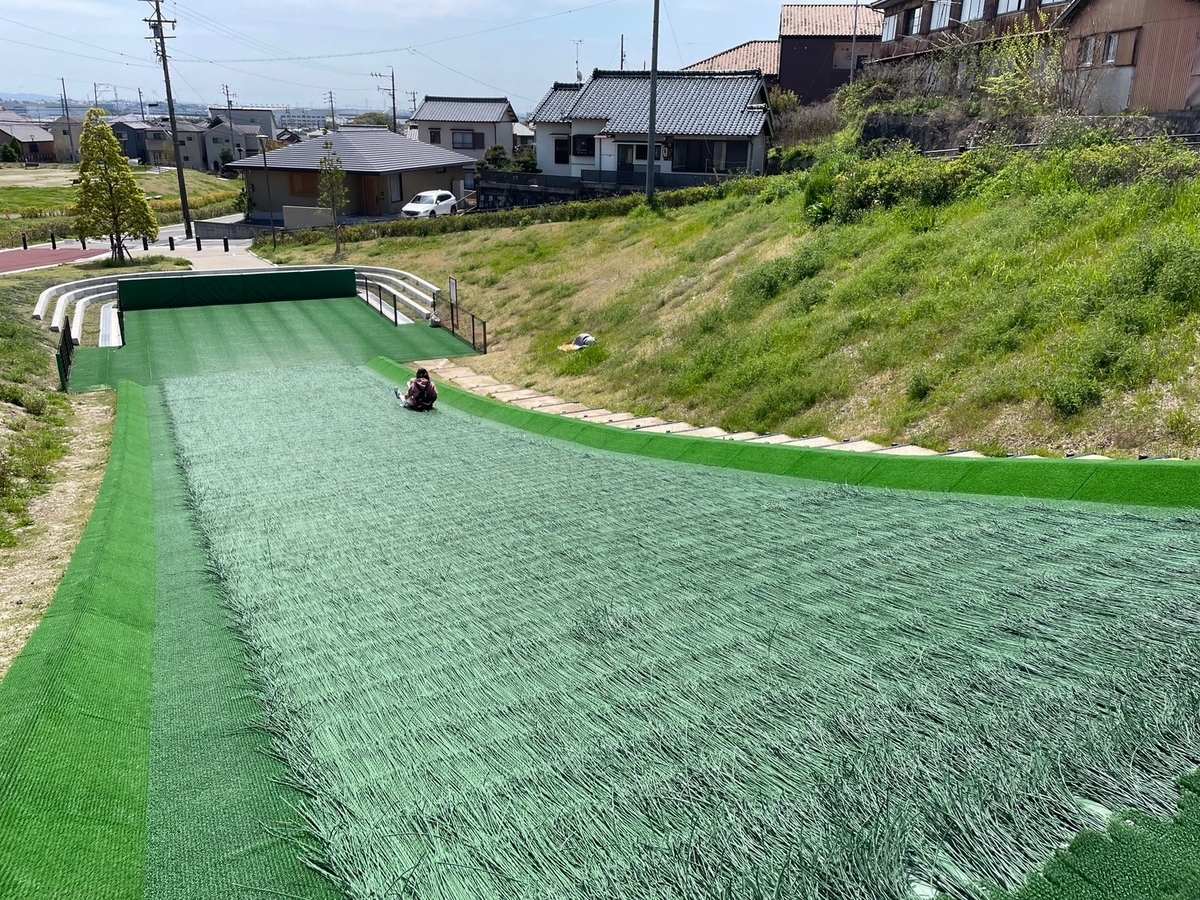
0, 259, 185, 545
260, 135, 1200, 459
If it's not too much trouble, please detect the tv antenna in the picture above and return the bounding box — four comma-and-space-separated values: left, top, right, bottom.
572, 39, 584, 83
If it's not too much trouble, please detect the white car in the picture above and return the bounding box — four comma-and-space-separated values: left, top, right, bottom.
401, 190, 458, 218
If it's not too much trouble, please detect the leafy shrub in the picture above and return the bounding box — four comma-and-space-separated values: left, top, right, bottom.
1067, 138, 1200, 189
907, 369, 937, 401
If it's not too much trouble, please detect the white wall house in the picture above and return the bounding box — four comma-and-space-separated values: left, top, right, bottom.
409, 96, 520, 162
529, 70, 772, 182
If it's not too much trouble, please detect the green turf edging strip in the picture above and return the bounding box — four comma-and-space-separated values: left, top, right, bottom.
0, 381, 155, 900
369, 357, 1200, 509
144, 388, 338, 900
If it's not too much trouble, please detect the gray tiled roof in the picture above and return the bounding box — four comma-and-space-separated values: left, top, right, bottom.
779, 3, 883, 36
411, 96, 517, 123
226, 129, 474, 173
529, 82, 584, 124
685, 40, 781, 77
0, 121, 53, 143
565, 70, 770, 137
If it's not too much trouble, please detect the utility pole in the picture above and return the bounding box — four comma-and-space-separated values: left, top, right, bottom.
849, 0, 860, 85
573, 39, 584, 83
93, 83, 99, 108
325, 91, 336, 132
645, 0, 661, 203
60, 78, 76, 163
223, 84, 237, 157
143, 0, 192, 238
138, 88, 146, 121
620, 34, 626, 70
406, 91, 418, 114
371, 67, 397, 132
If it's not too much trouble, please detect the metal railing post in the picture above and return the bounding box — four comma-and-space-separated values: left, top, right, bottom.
482, 320, 487, 354
471, 314, 476, 349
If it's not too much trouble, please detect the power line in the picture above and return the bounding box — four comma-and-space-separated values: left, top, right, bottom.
661, 0, 686, 68
196, 0, 623, 63
169, 0, 368, 79
0, 34, 155, 68
0, 14, 157, 66
408, 49, 535, 103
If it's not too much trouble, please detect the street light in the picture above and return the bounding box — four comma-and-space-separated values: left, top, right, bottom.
258, 135, 277, 249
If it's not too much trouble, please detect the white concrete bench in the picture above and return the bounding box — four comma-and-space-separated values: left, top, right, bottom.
99, 302, 123, 347
69, 290, 117, 344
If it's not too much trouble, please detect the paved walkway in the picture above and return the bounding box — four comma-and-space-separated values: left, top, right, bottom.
414, 359, 1125, 461
0, 246, 107, 275
0, 216, 272, 276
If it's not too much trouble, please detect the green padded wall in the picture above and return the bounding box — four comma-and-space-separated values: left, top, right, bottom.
117, 268, 356, 311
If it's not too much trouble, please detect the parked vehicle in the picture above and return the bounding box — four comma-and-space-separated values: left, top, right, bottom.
401, 191, 458, 218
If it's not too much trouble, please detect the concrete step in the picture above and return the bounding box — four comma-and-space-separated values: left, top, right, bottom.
942, 450, 987, 459
790, 436, 838, 448
826, 440, 886, 453
874, 444, 940, 456
611, 416, 668, 429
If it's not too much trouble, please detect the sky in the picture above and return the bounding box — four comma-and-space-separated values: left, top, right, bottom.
0, 0, 834, 118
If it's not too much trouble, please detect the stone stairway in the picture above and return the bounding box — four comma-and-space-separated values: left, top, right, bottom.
413, 359, 1127, 461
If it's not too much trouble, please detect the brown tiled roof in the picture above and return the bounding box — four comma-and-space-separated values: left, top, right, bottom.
685, 40, 780, 77
779, 3, 884, 37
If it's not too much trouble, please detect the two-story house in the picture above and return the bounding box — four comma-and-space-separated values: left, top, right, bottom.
530, 69, 773, 184
1055, 0, 1200, 113
408, 97, 520, 161
871, 0, 1065, 61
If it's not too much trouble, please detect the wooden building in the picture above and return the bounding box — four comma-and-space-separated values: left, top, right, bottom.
1055, 0, 1200, 112
870, 0, 1064, 61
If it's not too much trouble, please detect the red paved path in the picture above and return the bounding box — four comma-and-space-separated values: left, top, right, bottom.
0, 247, 104, 275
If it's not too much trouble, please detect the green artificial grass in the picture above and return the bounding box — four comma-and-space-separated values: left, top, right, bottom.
144, 387, 338, 900
69, 298, 473, 392
162, 362, 1200, 900
0, 381, 155, 900
371, 358, 1200, 510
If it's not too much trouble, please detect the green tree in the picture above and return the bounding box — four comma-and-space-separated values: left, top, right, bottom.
511, 145, 539, 173
233, 185, 255, 222
219, 147, 234, 173
317, 140, 348, 255
480, 144, 510, 170
74, 108, 158, 263
0, 140, 16, 163
352, 111, 393, 130
980, 11, 1063, 116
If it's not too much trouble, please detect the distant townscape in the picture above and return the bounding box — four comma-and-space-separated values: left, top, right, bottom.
1, 0, 1195, 228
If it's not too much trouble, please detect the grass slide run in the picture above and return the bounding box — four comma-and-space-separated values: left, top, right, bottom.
160, 361, 1200, 900
0, 381, 155, 899
0, 382, 337, 900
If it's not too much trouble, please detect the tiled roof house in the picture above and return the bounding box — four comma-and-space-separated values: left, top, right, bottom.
409, 96, 520, 160
685, 40, 782, 85
778, 3, 883, 101
227, 129, 474, 225
530, 69, 772, 179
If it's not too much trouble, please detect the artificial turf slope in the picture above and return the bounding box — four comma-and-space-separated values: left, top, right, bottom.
144, 387, 339, 900
69, 297, 474, 391
163, 363, 1200, 900
0, 381, 155, 900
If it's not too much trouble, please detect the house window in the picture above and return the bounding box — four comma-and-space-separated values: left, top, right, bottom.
289, 172, 318, 197
152, 132, 166, 140
931, 0, 951, 30
390, 173, 401, 202
882, 14, 898, 41
29, 143, 38, 153
962, 0, 984, 21
428, 127, 441, 144
183, 156, 190, 162
451, 130, 475, 150
187, 136, 193, 141
997, 0, 1023, 14
572, 134, 595, 157
554, 137, 569, 164
903, 6, 922, 35
62, 129, 69, 135
1078, 35, 1096, 67
1102, 33, 1118, 64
